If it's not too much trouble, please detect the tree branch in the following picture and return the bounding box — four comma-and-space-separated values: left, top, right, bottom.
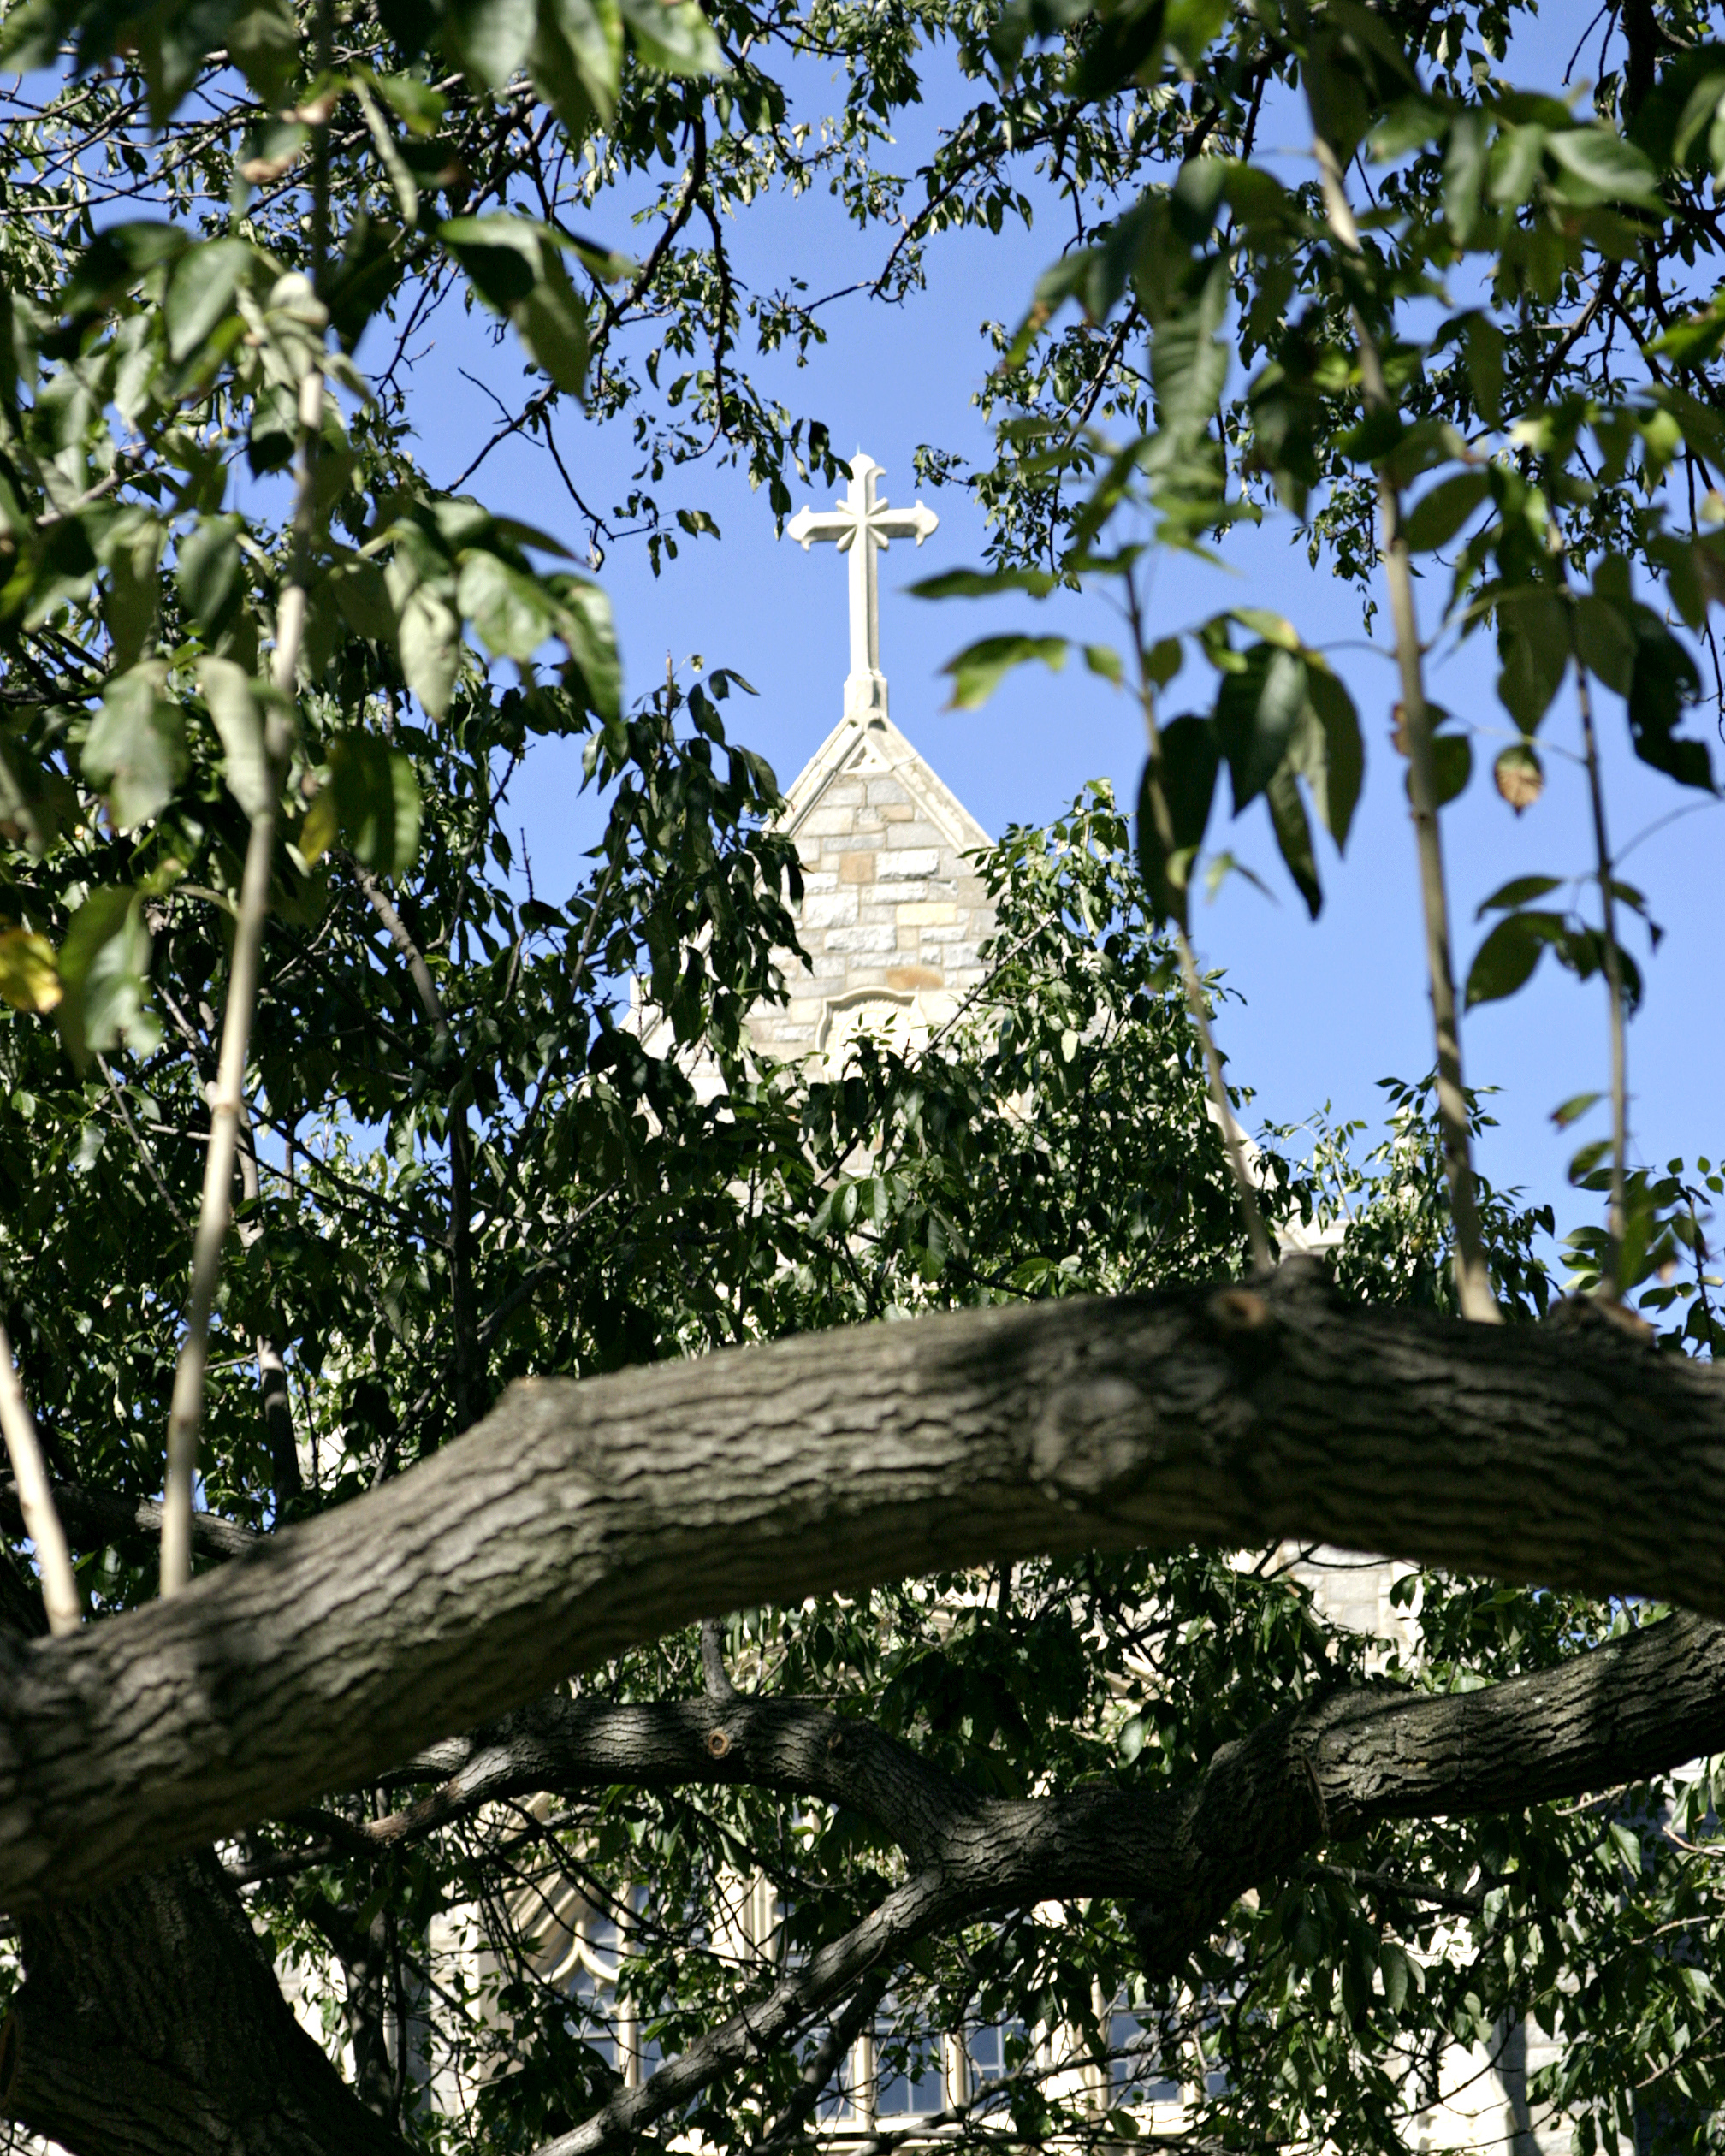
8, 1263, 1725, 1910
495, 1608, 1725, 2152
0, 1474, 258, 1561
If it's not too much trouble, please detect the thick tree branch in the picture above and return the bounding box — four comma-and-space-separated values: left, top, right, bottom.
6, 1265, 1725, 1911
3, 1851, 408, 2156
512, 1610, 1725, 2153
0, 1475, 259, 1561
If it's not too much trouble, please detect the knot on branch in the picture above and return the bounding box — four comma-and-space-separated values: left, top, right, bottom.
1030, 1372, 1152, 1504
1542, 1293, 1655, 1347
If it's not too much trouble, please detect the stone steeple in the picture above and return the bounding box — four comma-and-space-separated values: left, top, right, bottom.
748, 452, 995, 1063
745, 706, 995, 1063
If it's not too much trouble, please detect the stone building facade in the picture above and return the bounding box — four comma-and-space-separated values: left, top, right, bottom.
744, 708, 996, 1064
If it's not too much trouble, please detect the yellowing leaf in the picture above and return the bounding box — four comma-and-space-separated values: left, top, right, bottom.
0, 926, 60, 1012
299, 788, 338, 865
1494, 741, 1544, 814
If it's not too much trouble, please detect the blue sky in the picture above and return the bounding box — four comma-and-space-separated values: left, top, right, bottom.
387, 11, 1725, 1260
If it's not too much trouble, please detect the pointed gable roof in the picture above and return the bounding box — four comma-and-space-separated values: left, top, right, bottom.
745, 711, 996, 1062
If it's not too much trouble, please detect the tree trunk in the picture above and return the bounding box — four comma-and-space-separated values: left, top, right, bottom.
3, 1851, 407, 2156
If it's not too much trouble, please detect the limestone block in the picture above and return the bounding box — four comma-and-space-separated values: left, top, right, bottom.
798, 807, 858, 838
885, 822, 944, 850
877, 848, 940, 880
866, 778, 910, 805
825, 924, 899, 954
838, 850, 879, 883
887, 965, 944, 991
802, 891, 859, 928
897, 900, 957, 927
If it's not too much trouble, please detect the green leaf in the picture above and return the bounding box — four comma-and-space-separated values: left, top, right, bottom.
1158, 715, 1218, 852
1444, 110, 1489, 246
555, 575, 621, 722
324, 214, 406, 353
1426, 731, 1472, 808
438, 216, 590, 393
1545, 127, 1663, 208
1478, 874, 1562, 915
1627, 44, 1725, 166
83, 665, 187, 829
1496, 589, 1570, 732
1627, 616, 1712, 790
615, 0, 725, 74
62, 221, 187, 317
0, 926, 60, 1014
459, 549, 559, 660
1215, 643, 1307, 812
1465, 911, 1563, 1007
1070, 0, 1165, 104
199, 658, 275, 820
1148, 256, 1229, 447
1083, 643, 1123, 686
450, 0, 536, 83
1552, 1091, 1603, 1128
1143, 636, 1182, 689
911, 566, 1058, 600
176, 513, 243, 637
1136, 718, 1218, 925
1402, 469, 1490, 552
372, 70, 447, 133
1164, 0, 1225, 69
943, 634, 1067, 711
163, 239, 252, 364
1266, 763, 1321, 917
398, 585, 461, 717
1303, 666, 1363, 848
1609, 1820, 1643, 1873
1573, 593, 1636, 695
1380, 1939, 1411, 2014
100, 511, 164, 671
329, 560, 397, 644
226, 0, 299, 104
1489, 123, 1548, 209
515, 246, 590, 394
353, 78, 420, 226
1463, 312, 1503, 425
328, 734, 423, 874
56, 886, 157, 1068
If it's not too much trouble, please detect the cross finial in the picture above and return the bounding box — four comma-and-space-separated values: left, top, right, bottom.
785, 452, 939, 722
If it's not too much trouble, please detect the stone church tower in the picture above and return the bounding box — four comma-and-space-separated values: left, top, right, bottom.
744, 706, 995, 1064
750, 451, 997, 1067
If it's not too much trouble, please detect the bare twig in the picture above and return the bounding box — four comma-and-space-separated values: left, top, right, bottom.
347, 858, 480, 1428
700, 1618, 740, 1702
1309, 133, 1497, 1323
160, 371, 323, 1591
0, 1319, 80, 1636
1575, 660, 1630, 1294
1123, 566, 1273, 1272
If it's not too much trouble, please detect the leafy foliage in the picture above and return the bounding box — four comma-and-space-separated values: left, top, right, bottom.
3, 0, 1725, 2152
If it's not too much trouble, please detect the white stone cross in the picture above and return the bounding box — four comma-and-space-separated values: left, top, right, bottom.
785, 452, 938, 721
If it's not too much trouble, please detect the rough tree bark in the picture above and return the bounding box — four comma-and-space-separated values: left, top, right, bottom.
4, 1267, 1723, 1911
364, 1610, 1725, 2156
3, 1851, 410, 2156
